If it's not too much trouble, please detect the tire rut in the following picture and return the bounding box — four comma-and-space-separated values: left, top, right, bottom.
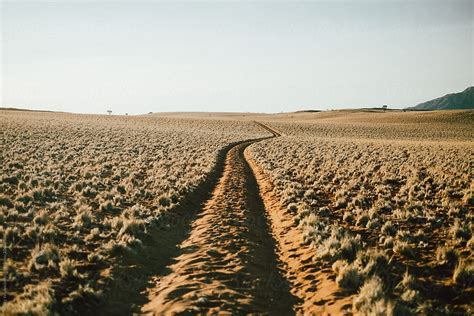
142, 131, 298, 314
97, 140, 254, 315
245, 124, 352, 314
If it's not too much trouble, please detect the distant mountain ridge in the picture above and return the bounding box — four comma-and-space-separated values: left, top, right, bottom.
409, 87, 474, 110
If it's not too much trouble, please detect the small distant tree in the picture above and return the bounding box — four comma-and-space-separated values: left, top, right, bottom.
125, 113, 128, 116
382, 105, 388, 112
107, 110, 112, 115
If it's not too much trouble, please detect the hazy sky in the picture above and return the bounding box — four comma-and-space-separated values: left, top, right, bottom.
1, 1, 473, 114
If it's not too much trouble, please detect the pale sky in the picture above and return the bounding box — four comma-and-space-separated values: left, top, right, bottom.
1, 1, 473, 114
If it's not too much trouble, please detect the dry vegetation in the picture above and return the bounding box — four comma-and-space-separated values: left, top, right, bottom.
0, 110, 270, 314
1, 109, 473, 315
248, 110, 473, 314
260, 110, 474, 141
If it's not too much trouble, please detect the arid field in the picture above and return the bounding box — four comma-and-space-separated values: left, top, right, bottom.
1, 109, 473, 315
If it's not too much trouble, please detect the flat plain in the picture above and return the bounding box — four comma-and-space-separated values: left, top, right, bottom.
1, 109, 472, 315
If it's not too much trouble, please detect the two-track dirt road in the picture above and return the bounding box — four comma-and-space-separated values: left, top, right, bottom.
142, 127, 299, 314
140, 122, 347, 315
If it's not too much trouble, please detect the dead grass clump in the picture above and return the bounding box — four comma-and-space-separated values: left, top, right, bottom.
450, 219, 471, 241
295, 202, 312, 224
59, 258, 79, 279
118, 234, 143, 252
318, 206, 331, 218
0, 194, 14, 208
1, 283, 54, 315
73, 207, 93, 229
3, 175, 19, 185
105, 216, 124, 232
356, 212, 369, 227
85, 227, 101, 241
396, 271, 421, 305
353, 276, 394, 315
381, 221, 397, 237
158, 195, 171, 207
6, 208, 19, 221
356, 249, 389, 276
28, 243, 61, 273
40, 224, 60, 242
16, 192, 33, 204
33, 210, 49, 226
304, 188, 317, 200
100, 200, 114, 212
82, 186, 97, 198
333, 248, 390, 292
396, 230, 415, 243
117, 184, 126, 194
32, 189, 45, 202
317, 228, 361, 262
453, 260, 474, 287
300, 213, 324, 244
340, 234, 362, 262
382, 236, 394, 249
333, 260, 364, 289
343, 211, 354, 224
436, 246, 459, 267
4, 226, 20, 246
393, 241, 414, 258
61, 283, 103, 309
118, 217, 146, 238
3, 259, 17, 282
366, 218, 382, 230
87, 252, 105, 263
467, 236, 474, 251
60, 283, 103, 311
287, 202, 298, 213
462, 189, 473, 206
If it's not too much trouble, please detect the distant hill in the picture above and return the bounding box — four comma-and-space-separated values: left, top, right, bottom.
409, 87, 474, 110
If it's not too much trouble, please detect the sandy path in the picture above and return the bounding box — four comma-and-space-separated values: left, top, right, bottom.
245, 147, 352, 315
142, 137, 298, 314
141, 122, 349, 315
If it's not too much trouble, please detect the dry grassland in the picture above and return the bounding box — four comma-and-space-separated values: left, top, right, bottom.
248, 110, 473, 314
1, 109, 472, 315
0, 110, 270, 314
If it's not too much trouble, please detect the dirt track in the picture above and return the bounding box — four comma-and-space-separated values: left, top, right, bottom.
142, 130, 300, 314
141, 122, 347, 315
245, 146, 352, 315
